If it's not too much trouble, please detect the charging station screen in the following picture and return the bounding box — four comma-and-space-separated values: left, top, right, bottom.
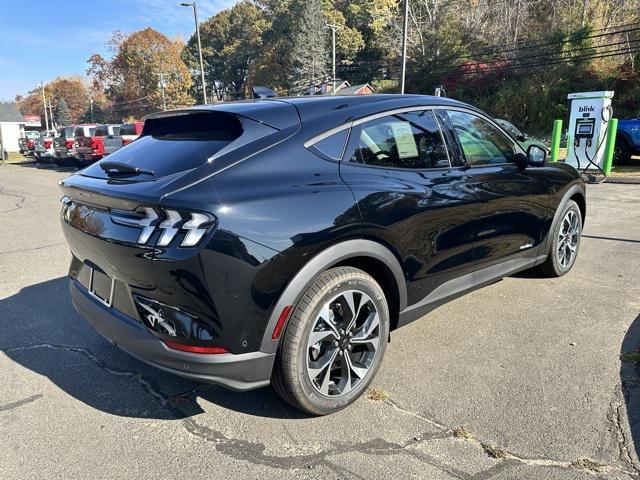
578, 124, 593, 134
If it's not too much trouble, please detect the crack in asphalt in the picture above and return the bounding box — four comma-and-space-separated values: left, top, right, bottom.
0, 186, 25, 216
5, 342, 639, 478
614, 382, 640, 476
386, 397, 639, 478
0, 394, 43, 412
0, 242, 66, 256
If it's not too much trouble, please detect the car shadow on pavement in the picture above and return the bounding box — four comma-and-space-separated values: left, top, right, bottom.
0, 277, 306, 421
620, 313, 640, 468
13, 160, 78, 173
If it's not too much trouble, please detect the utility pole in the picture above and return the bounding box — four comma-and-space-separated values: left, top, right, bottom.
400, 0, 409, 94
48, 100, 55, 129
324, 22, 342, 95
40, 82, 49, 131
181, 2, 208, 104
158, 73, 168, 111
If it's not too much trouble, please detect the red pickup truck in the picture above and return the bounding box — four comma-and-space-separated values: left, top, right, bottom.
76, 124, 120, 164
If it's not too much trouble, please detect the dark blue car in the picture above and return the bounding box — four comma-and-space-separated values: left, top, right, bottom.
616, 118, 640, 164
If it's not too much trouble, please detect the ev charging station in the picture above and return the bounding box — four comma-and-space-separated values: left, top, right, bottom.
565, 91, 614, 173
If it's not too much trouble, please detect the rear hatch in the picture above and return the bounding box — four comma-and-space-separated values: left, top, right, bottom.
54, 127, 76, 157
60, 105, 299, 295
103, 126, 123, 155
75, 126, 100, 158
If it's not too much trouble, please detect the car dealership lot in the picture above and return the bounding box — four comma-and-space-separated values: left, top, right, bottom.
1, 163, 639, 479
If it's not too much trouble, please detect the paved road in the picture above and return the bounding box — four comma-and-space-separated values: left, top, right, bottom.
1, 162, 640, 479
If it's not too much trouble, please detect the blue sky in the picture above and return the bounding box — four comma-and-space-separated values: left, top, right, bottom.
0, 0, 239, 101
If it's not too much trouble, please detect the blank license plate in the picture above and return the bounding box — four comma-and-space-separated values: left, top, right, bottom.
89, 269, 115, 307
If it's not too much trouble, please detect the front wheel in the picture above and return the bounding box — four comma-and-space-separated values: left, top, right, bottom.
538, 199, 582, 277
272, 267, 389, 415
614, 139, 632, 165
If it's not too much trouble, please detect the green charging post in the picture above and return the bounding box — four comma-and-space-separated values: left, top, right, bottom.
550, 119, 562, 162
602, 118, 618, 176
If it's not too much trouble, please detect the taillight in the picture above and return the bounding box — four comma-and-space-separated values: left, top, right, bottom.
44, 140, 52, 148
123, 138, 133, 146
110, 207, 215, 248
66, 140, 74, 149
27, 140, 34, 148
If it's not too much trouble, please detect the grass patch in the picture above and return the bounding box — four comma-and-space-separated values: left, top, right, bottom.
3, 152, 31, 164
482, 443, 507, 459
571, 458, 604, 472
366, 387, 390, 402
453, 426, 472, 440
555, 152, 640, 177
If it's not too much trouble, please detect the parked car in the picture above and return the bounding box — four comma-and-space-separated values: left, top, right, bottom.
19, 131, 41, 156
60, 95, 585, 415
33, 130, 57, 162
495, 119, 548, 152
75, 124, 120, 164
615, 118, 640, 165
103, 121, 144, 155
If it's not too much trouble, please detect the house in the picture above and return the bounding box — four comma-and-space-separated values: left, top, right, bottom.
336, 83, 374, 95
0, 102, 26, 153
306, 80, 375, 96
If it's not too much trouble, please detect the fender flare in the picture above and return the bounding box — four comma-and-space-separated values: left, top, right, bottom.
541, 183, 586, 255
259, 239, 407, 354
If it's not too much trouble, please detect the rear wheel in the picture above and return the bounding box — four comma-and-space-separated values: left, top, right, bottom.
614, 138, 632, 165
538, 200, 582, 277
272, 267, 389, 415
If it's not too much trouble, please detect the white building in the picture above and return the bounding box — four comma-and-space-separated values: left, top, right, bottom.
0, 102, 26, 153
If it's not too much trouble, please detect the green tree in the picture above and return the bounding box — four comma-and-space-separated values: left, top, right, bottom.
55, 99, 72, 126
289, 0, 330, 94
183, 0, 268, 100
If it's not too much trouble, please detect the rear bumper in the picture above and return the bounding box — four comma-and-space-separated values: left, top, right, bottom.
70, 279, 274, 391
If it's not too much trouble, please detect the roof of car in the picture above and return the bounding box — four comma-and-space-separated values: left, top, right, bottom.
146, 94, 474, 131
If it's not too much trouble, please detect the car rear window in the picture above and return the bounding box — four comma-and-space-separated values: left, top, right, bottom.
75, 127, 95, 137
81, 111, 243, 179
120, 124, 137, 135
94, 125, 109, 136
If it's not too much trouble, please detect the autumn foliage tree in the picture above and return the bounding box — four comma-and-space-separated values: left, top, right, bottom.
16, 76, 91, 125
88, 28, 194, 119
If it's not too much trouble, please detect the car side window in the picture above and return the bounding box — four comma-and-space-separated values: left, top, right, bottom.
349, 110, 450, 169
447, 111, 517, 166
310, 129, 349, 160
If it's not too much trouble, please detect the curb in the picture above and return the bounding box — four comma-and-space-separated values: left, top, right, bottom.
605, 177, 640, 185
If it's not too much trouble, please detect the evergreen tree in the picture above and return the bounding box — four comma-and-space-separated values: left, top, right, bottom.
55, 99, 72, 126
289, 0, 329, 95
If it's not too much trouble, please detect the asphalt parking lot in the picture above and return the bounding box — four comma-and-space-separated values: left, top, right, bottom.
1, 162, 639, 479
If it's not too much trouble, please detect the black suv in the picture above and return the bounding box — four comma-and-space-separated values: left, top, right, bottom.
60, 95, 585, 415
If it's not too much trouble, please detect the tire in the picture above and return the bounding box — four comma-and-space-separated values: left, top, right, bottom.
614, 138, 632, 165
272, 266, 389, 415
538, 199, 582, 277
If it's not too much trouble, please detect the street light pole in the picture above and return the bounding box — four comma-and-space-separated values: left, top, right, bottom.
181, 2, 208, 104
400, 0, 409, 94
40, 82, 49, 131
324, 22, 342, 95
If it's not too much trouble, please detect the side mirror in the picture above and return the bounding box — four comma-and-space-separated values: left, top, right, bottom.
526, 144, 547, 167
